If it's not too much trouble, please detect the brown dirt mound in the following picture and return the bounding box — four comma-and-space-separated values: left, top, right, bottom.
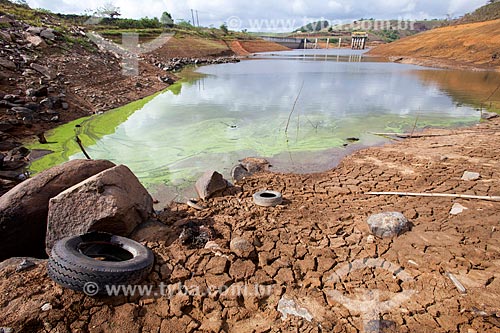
1, 118, 499, 332
231, 40, 290, 56
368, 19, 500, 71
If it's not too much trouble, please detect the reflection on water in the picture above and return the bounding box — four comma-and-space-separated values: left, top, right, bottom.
415, 69, 500, 111
31, 49, 499, 202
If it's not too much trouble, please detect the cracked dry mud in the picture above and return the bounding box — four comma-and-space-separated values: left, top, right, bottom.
1, 119, 499, 332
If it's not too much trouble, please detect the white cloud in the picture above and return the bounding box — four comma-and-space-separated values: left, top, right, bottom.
26, 0, 486, 31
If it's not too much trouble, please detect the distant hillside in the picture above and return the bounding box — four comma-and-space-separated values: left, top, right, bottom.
368, 19, 500, 71
456, 1, 500, 24
294, 20, 329, 33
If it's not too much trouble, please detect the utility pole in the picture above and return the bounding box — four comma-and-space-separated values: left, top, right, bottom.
191, 9, 195, 26
196, 10, 200, 27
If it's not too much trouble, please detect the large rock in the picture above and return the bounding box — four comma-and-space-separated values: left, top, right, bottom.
46, 165, 153, 254
195, 170, 228, 200
0, 159, 116, 261
367, 212, 410, 238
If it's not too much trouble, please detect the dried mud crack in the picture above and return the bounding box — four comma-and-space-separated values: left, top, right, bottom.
1, 119, 499, 332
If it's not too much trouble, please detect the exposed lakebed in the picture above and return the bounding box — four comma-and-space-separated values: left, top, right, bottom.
28, 49, 500, 201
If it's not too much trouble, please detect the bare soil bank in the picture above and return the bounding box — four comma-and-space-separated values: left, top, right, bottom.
368, 19, 500, 72
1, 118, 499, 332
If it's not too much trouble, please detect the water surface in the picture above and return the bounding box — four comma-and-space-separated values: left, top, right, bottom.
29, 49, 500, 202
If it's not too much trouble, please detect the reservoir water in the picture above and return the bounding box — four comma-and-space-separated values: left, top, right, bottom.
29, 49, 500, 202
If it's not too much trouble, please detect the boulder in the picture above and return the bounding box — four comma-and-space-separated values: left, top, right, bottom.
240, 157, 271, 173
40, 29, 56, 41
26, 35, 45, 47
231, 157, 271, 182
231, 164, 251, 182
0, 159, 115, 261
195, 170, 228, 200
46, 165, 153, 254
367, 212, 410, 238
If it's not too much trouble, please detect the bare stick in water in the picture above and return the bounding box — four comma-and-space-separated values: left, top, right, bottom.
285, 82, 305, 137
75, 136, 92, 160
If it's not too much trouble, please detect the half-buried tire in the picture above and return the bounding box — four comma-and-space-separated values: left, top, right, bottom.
253, 190, 283, 207
47, 232, 154, 296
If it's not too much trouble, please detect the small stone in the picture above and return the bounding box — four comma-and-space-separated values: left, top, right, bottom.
366, 235, 375, 244
0, 328, 14, 333
16, 259, 35, 272
40, 29, 56, 41
230, 237, 255, 258
450, 203, 468, 215
41, 303, 52, 312
195, 170, 228, 200
26, 35, 45, 47
367, 212, 409, 238
277, 295, 313, 322
204, 241, 221, 250
481, 111, 498, 120
27, 27, 44, 35
461, 171, 480, 181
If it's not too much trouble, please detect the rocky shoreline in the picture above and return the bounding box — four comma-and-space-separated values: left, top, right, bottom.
0, 12, 243, 195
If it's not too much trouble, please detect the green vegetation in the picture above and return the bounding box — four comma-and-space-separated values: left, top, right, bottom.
295, 20, 329, 33
457, 1, 500, 24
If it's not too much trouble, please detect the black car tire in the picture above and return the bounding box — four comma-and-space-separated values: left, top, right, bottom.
47, 232, 154, 296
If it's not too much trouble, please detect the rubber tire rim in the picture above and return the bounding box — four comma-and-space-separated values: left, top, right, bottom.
253, 190, 283, 207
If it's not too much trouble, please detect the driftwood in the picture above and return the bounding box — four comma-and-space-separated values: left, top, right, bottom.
370, 130, 499, 139
367, 191, 500, 202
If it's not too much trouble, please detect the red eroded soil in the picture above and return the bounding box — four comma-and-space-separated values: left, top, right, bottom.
368, 19, 500, 72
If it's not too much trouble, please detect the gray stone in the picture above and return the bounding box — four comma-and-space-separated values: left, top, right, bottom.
46, 165, 154, 254
0, 327, 14, 333
450, 203, 468, 215
461, 171, 480, 181
11, 106, 34, 117
30, 63, 54, 79
16, 259, 35, 272
26, 27, 43, 35
0, 58, 16, 71
367, 212, 410, 238
0, 31, 12, 42
481, 111, 498, 120
40, 29, 56, 41
26, 34, 45, 47
0, 159, 116, 261
195, 170, 228, 200
231, 164, 251, 182
230, 237, 255, 258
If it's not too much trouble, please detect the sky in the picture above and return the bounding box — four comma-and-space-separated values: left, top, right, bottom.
25, 0, 487, 32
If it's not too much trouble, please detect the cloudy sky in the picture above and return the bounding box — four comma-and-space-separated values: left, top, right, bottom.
26, 0, 486, 31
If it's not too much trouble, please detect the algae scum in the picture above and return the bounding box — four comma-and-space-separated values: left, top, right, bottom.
29, 49, 500, 196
